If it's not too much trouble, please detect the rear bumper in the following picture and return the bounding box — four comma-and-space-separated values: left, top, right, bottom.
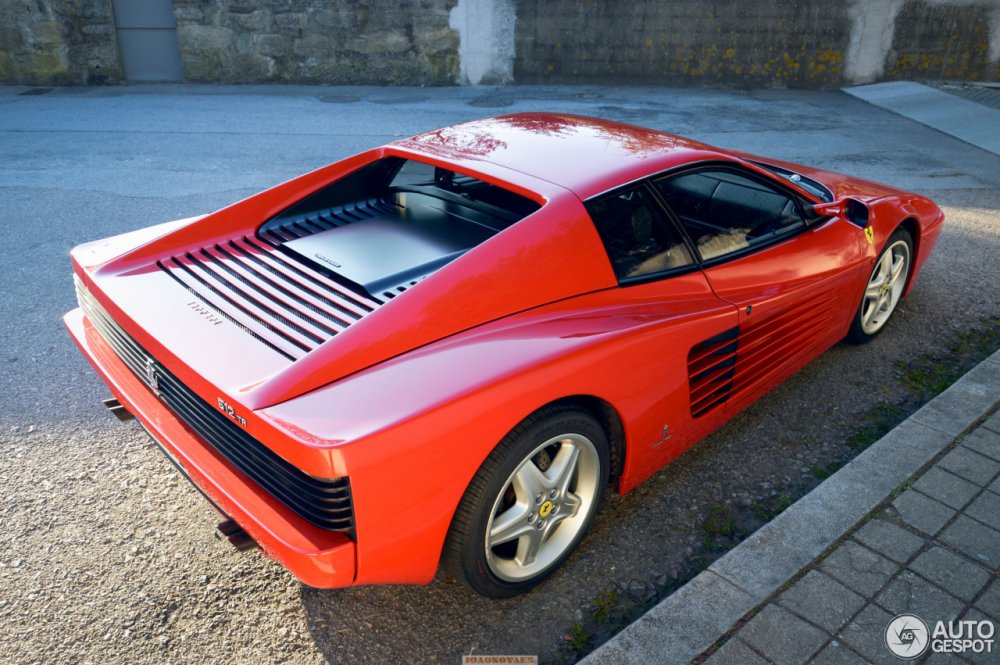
65, 307, 356, 588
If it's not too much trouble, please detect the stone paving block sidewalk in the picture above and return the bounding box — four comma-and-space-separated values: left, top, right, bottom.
705, 411, 1000, 665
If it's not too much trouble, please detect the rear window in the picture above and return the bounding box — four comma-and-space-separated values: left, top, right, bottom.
261, 156, 541, 237
389, 159, 541, 221
255, 157, 543, 300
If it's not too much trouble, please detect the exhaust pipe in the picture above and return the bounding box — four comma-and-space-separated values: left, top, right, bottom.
216, 519, 259, 552
102, 397, 134, 421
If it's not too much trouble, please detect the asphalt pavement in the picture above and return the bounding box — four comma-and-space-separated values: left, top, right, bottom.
1, 83, 999, 664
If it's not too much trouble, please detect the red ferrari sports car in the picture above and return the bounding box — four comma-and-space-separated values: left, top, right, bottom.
66, 113, 943, 597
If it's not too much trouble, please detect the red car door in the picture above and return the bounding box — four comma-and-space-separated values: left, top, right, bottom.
651, 166, 869, 418
585, 183, 740, 476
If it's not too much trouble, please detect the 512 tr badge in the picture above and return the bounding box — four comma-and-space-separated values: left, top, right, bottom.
217, 398, 247, 427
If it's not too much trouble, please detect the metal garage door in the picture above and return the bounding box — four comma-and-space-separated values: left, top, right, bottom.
112, 0, 183, 81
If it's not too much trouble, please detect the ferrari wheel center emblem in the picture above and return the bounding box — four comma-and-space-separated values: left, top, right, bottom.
539, 500, 554, 517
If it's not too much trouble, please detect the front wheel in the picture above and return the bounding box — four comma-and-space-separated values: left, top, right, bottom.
444, 406, 610, 598
847, 228, 913, 343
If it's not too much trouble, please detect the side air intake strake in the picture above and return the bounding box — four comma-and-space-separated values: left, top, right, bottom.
728, 288, 837, 402
688, 287, 839, 418
156, 235, 382, 361
688, 326, 739, 418
75, 277, 356, 534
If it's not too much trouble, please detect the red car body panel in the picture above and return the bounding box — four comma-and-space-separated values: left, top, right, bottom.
65, 114, 944, 587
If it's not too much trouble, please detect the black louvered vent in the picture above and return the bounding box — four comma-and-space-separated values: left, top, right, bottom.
688, 326, 739, 418
156, 235, 381, 362
729, 289, 837, 402
257, 196, 401, 246
381, 278, 425, 301
75, 277, 355, 534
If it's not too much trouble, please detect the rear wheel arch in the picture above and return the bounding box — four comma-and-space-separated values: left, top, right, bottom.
439, 395, 625, 596
543, 395, 626, 490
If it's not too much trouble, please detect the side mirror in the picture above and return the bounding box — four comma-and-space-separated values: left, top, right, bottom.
803, 198, 870, 228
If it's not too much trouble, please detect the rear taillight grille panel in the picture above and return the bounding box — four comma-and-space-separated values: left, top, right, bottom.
75, 278, 355, 534
157, 235, 381, 361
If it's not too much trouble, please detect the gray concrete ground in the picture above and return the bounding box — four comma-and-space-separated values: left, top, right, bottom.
844, 82, 1000, 157
714, 407, 1000, 665
583, 351, 1000, 665
1, 84, 999, 664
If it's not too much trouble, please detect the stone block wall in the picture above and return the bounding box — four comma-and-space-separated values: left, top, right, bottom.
512, 0, 1000, 87
0, 0, 997, 87
172, 0, 458, 84
887, 1, 996, 81
514, 1, 851, 88
0, 0, 122, 85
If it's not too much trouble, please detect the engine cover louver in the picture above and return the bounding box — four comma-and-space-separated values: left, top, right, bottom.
157, 235, 381, 361
256, 196, 399, 246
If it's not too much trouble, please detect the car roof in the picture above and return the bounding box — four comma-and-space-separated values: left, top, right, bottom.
395, 113, 733, 200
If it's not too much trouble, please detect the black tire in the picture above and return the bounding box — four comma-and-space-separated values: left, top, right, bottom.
847, 227, 913, 344
443, 405, 610, 598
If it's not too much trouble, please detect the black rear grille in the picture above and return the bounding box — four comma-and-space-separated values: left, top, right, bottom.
75, 277, 354, 534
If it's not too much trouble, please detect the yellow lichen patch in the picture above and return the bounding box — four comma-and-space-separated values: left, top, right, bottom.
26, 50, 68, 82
724, 47, 735, 58
645, 38, 653, 47
817, 50, 843, 64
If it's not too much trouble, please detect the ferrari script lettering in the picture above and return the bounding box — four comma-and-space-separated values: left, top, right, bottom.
314, 253, 342, 268
186, 301, 223, 326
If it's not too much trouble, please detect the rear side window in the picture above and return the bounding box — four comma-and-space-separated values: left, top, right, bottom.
654, 170, 805, 261
586, 186, 693, 280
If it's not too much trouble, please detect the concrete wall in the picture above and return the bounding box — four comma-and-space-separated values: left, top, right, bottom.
0, 0, 997, 87
0, 0, 121, 85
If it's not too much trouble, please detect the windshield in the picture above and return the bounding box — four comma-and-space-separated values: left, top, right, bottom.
750, 161, 833, 202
